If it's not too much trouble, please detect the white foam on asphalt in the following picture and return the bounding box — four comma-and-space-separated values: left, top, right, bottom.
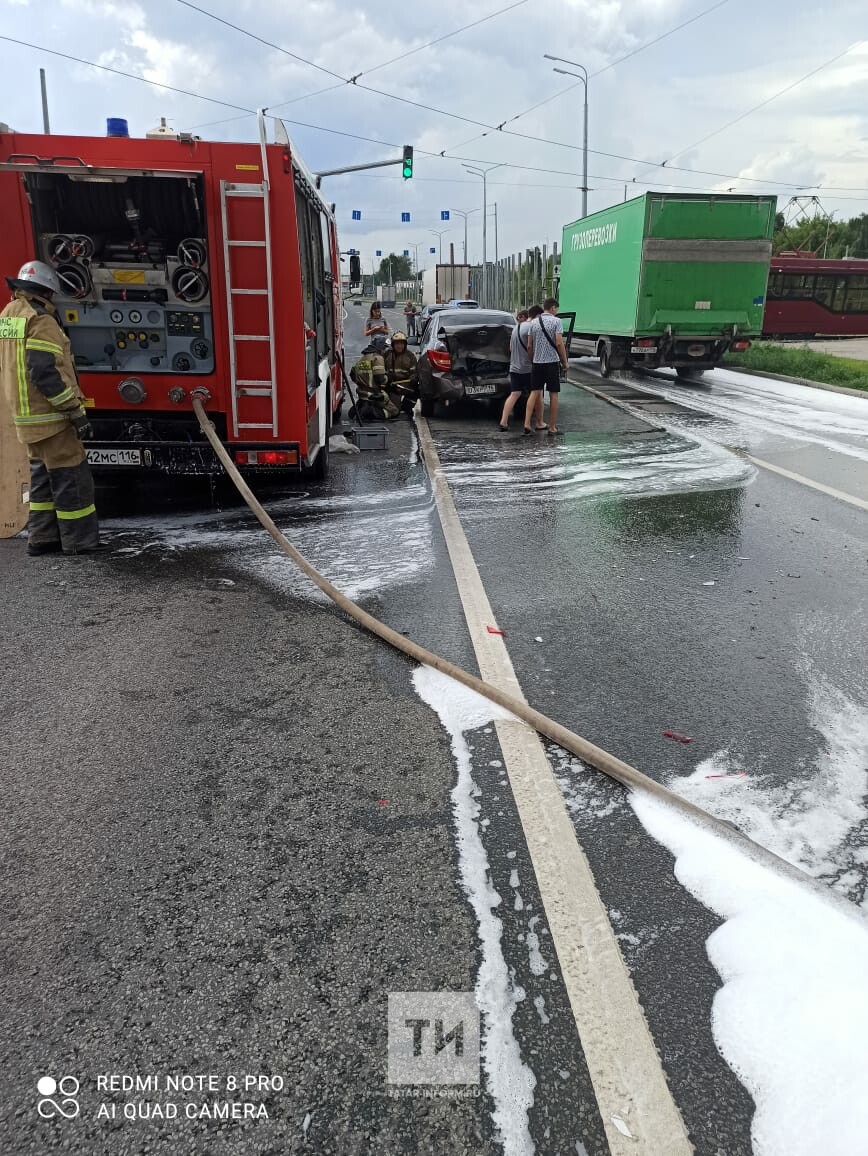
631, 790, 868, 1156
525, 917, 548, 977
550, 666, 868, 1151
640, 369, 868, 462
629, 667, 868, 1155
412, 665, 536, 1156
439, 432, 752, 514
666, 672, 868, 905
107, 498, 435, 601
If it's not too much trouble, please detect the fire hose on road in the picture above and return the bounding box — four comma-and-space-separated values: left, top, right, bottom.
190, 395, 861, 912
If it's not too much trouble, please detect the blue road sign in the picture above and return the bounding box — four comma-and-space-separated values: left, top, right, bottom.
352, 210, 361, 221
429, 247, 436, 254
403, 250, 409, 257
375, 250, 382, 257
401, 212, 410, 222
441, 210, 450, 220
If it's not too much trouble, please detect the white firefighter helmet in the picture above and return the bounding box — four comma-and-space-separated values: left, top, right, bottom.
9, 260, 61, 295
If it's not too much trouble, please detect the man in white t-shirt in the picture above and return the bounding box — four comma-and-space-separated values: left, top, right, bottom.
526, 296, 568, 435
498, 306, 544, 431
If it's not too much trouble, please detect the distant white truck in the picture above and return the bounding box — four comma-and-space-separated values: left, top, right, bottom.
376, 283, 397, 308
422, 264, 471, 306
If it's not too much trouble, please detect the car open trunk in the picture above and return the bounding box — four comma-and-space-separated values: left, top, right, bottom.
441, 315, 513, 395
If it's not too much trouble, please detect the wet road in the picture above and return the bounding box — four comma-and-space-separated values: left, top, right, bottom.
1, 303, 866, 1155
413, 327, 868, 1154
584, 362, 868, 503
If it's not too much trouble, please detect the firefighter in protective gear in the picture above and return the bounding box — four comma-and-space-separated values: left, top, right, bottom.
0, 260, 100, 555
383, 332, 418, 415
349, 349, 399, 420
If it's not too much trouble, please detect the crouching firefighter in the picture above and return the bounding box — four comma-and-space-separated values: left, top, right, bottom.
349, 349, 400, 421
383, 332, 418, 415
0, 261, 100, 555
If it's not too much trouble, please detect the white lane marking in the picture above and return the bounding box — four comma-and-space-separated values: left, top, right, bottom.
569, 372, 868, 511
416, 416, 693, 1156
746, 455, 868, 512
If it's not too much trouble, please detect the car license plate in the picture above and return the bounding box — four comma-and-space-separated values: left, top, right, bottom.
87, 448, 142, 466
464, 382, 498, 397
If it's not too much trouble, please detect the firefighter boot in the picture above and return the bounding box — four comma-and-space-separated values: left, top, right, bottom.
26, 459, 62, 555
52, 461, 100, 553
28, 426, 100, 554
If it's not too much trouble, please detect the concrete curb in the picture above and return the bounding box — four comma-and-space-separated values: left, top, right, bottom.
724, 365, 868, 399
565, 373, 668, 432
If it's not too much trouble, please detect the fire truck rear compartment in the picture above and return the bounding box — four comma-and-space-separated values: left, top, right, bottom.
24, 171, 215, 377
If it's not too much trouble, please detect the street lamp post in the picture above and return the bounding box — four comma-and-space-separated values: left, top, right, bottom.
463, 164, 503, 306
407, 241, 422, 274
449, 208, 480, 264
430, 228, 451, 264
545, 54, 588, 219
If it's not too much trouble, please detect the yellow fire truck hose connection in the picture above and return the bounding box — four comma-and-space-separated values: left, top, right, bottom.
190, 396, 859, 913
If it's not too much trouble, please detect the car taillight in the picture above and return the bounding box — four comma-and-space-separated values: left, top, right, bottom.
635, 338, 657, 348
731, 340, 751, 352
235, 449, 299, 466
427, 348, 452, 372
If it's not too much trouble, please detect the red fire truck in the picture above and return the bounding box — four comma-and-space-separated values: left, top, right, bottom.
0, 113, 343, 478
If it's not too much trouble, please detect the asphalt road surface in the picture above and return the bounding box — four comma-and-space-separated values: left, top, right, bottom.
1, 302, 866, 1155
799, 336, 868, 361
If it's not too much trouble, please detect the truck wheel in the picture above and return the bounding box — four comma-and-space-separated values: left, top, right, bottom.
599, 344, 612, 378
308, 439, 330, 480
309, 385, 331, 479
676, 368, 706, 383
420, 397, 436, 418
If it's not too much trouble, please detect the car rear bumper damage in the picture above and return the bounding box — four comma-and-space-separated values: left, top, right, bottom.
420, 374, 512, 404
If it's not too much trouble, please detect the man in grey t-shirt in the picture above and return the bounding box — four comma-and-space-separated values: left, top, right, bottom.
498, 306, 544, 431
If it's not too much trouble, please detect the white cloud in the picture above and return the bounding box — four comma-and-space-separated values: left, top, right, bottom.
1, 0, 865, 263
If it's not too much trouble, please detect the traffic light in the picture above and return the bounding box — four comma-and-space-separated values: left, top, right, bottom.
402, 145, 414, 180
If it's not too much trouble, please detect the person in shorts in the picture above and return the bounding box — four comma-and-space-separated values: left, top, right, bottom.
499, 307, 544, 431
526, 296, 568, 434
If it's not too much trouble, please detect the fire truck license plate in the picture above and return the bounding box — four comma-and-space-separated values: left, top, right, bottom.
464, 383, 498, 396
87, 448, 142, 466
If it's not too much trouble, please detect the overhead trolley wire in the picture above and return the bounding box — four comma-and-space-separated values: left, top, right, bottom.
438, 0, 734, 154
173, 1, 843, 191
646, 39, 866, 166
174, 0, 346, 81
4, 32, 865, 197
0, 34, 255, 114
349, 0, 531, 80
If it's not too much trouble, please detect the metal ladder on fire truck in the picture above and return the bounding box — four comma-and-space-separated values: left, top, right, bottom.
219, 110, 278, 439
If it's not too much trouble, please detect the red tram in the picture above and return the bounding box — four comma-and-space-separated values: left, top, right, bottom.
762, 253, 868, 338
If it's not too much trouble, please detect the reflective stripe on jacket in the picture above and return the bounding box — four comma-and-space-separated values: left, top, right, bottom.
0, 291, 85, 444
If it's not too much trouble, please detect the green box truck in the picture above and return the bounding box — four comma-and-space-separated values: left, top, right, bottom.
558, 193, 776, 378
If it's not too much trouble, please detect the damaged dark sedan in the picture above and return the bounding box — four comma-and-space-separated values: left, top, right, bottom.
417, 308, 516, 417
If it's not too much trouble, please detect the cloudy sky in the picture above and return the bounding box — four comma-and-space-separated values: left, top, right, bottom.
2, 0, 866, 269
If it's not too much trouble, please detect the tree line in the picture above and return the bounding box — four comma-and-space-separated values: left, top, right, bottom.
773, 211, 868, 259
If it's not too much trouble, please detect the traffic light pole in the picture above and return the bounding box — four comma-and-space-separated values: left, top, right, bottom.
315, 148, 413, 187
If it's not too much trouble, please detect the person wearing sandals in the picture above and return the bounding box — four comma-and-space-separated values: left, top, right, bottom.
526, 296, 568, 434
499, 306, 545, 431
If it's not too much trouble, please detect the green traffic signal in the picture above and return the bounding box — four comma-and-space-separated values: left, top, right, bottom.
402, 145, 414, 179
